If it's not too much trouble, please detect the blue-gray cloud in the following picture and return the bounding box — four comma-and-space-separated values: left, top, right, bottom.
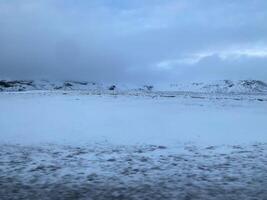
0, 0, 266, 83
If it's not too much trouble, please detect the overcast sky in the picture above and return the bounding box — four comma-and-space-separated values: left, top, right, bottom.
0, 0, 267, 83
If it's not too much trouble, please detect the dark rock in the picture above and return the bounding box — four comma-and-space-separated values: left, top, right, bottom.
144, 85, 154, 91
107, 158, 116, 162
64, 82, 73, 87
109, 85, 116, 91
71, 81, 88, 85
158, 146, 167, 149
0, 81, 12, 88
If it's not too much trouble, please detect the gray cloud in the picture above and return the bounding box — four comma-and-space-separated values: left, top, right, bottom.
0, 0, 267, 83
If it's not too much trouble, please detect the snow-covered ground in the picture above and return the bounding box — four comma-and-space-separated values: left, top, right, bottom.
1, 90, 267, 199
1, 91, 266, 146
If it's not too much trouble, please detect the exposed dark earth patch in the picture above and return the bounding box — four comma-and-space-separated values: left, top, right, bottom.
0, 143, 267, 200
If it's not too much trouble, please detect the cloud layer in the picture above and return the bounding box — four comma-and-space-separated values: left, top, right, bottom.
0, 0, 267, 83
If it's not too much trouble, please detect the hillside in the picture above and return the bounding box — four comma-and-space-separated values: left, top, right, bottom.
1, 80, 267, 94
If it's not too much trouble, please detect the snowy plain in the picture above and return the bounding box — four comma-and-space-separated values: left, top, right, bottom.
1, 91, 267, 146
0, 89, 267, 200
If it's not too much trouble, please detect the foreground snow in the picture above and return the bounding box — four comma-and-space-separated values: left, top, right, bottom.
0, 91, 267, 199
1, 143, 267, 200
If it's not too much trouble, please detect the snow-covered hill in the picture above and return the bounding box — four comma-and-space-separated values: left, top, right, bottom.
156, 80, 267, 94
0, 79, 267, 94
0, 80, 102, 92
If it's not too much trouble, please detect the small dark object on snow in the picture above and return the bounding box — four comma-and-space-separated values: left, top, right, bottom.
158, 146, 167, 149
64, 82, 73, 87
72, 81, 88, 85
144, 85, 154, 91
109, 85, 116, 91
54, 86, 63, 90
107, 158, 116, 162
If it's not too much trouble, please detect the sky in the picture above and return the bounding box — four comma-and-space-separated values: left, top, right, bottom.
0, 0, 267, 83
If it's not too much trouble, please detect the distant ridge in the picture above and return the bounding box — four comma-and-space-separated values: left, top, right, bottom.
163, 80, 267, 94
0, 80, 267, 94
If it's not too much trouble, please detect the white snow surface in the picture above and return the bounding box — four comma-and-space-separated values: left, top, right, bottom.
0, 90, 266, 146
1, 90, 267, 199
